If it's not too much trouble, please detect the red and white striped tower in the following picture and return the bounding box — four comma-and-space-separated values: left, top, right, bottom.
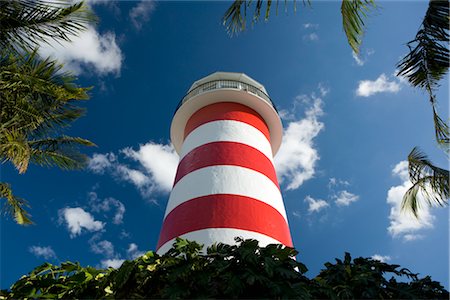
156, 72, 293, 254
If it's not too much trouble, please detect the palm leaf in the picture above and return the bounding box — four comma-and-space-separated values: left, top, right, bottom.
1, 52, 93, 173
396, 0, 449, 146
29, 147, 90, 170
0, 0, 96, 53
223, 0, 308, 36
0, 130, 31, 173
0, 182, 32, 225
402, 147, 449, 218
341, 0, 376, 55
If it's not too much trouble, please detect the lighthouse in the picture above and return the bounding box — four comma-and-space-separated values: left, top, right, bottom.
156, 72, 293, 254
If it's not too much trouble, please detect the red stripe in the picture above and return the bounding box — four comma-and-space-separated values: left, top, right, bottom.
157, 194, 293, 249
174, 142, 279, 189
184, 102, 271, 141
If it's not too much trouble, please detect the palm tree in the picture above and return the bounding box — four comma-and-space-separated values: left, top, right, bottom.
396, 0, 449, 148
0, 0, 96, 224
402, 148, 449, 218
0, 0, 95, 53
222, 0, 449, 216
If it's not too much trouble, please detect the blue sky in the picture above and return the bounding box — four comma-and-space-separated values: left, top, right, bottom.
1, 0, 449, 289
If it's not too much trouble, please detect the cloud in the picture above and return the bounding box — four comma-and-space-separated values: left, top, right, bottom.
88, 192, 125, 225
122, 143, 178, 192
386, 161, 434, 241
328, 177, 350, 188
303, 33, 319, 41
29, 246, 57, 260
38, 25, 123, 76
351, 49, 374, 66
89, 142, 178, 200
292, 211, 301, 218
90, 238, 115, 258
127, 243, 145, 259
304, 195, 329, 213
100, 258, 125, 269
334, 190, 360, 206
58, 207, 105, 238
92, 240, 143, 268
302, 23, 319, 41
275, 88, 325, 190
352, 51, 365, 66
88, 153, 116, 174
303, 23, 319, 29
356, 73, 401, 97
371, 254, 391, 262
130, 0, 156, 30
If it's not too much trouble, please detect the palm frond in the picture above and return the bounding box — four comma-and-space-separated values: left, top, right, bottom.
29, 136, 96, 149
402, 147, 449, 218
396, 0, 449, 146
341, 0, 376, 55
0, 130, 31, 173
29, 147, 90, 170
0, 182, 33, 225
432, 106, 449, 148
0, 51, 93, 173
223, 0, 309, 36
223, 0, 248, 36
0, 0, 96, 53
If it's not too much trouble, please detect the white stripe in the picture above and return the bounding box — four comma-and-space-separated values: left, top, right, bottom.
164, 165, 287, 221
157, 228, 283, 255
180, 120, 273, 161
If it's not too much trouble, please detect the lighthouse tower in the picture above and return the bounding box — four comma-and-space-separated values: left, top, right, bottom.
156, 72, 293, 254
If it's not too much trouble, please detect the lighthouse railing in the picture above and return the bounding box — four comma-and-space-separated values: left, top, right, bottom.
175, 80, 277, 113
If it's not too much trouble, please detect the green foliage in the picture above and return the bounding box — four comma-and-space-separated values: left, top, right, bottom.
222, 0, 375, 55
341, 0, 376, 54
396, 0, 449, 147
4, 239, 449, 299
0, 182, 32, 225
0, 52, 94, 174
222, 0, 310, 37
0, 0, 96, 53
402, 147, 449, 217
0, 0, 96, 225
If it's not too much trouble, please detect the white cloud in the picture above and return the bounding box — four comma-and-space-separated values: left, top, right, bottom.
352, 51, 365, 66
89, 192, 126, 225
292, 211, 301, 218
58, 207, 104, 238
122, 143, 178, 192
88, 153, 116, 174
29, 246, 56, 260
275, 90, 325, 190
115, 165, 151, 189
371, 254, 391, 262
351, 49, 374, 66
334, 190, 359, 206
386, 161, 434, 241
356, 73, 401, 97
100, 258, 125, 269
328, 177, 350, 188
89, 142, 178, 200
304, 195, 329, 213
38, 25, 123, 76
90, 239, 115, 258
403, 234, 424, 241
303, 33, 319, 41
130, 0, 156, 30
303, 23, 319, 29
127, 243, 145, 259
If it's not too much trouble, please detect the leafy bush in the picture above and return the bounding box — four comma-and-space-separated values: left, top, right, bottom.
2, 238, 448, 299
